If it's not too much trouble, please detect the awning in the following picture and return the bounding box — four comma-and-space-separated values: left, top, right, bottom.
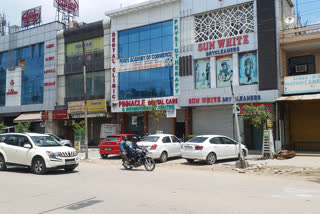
277, 94, 320, 102
13, 112, 42, 123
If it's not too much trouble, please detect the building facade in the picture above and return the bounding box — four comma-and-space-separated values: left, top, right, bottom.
0, 22, 64, 132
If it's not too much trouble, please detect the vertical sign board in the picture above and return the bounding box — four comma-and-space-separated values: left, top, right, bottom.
173, 18, 180, 95
111, 31, 118, 103
21, 6, 41, 28
5, 67, 22, 106
54, 0, 79, 17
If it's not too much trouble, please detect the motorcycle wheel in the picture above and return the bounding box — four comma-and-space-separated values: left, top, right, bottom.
123, 161, 133, 170
144, 157, 155, 171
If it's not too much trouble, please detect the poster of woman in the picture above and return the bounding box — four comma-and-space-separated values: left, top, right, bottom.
239, 52, 258, 85
216, 55, 233, 88
195, 58, 211, 89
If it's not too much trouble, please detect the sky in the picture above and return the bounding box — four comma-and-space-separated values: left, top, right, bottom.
1, 0, 319, 27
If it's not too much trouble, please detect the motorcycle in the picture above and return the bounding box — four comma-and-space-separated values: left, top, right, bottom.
122, 150, 155, 171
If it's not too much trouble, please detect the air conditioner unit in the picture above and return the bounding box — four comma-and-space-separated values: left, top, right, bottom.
296, 65, 307, 73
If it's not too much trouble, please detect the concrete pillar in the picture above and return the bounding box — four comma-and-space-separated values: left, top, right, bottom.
185, 108, 192, 138
144, 111, 148, 136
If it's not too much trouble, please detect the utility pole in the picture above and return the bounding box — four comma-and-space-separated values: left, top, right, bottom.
77, 23, 89, 159
230, 81, 246, 168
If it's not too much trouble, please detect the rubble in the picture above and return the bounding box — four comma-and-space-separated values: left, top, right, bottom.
273, 150, 296, 160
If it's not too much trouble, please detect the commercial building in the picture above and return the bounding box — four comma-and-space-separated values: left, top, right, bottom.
0, 22, 65, 132
278, 24, 320, 152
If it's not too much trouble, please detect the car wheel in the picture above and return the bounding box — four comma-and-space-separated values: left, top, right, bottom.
32, 157, 47, 175
0, 155, 7, 171
206, 153, 216, 165
64, 166, 76, 172
186, 159, 194, 164
159, 151, 168, 163
100, 154, 108, 159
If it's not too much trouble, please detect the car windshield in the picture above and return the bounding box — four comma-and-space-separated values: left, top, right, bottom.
104, 136, 120, 142
187, 137, 208, 143
140, 136, 159, 142
31, 136, 62, 147
49, 134, 60, 141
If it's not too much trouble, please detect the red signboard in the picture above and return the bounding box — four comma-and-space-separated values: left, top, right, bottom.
54, 0, 79, 17
46, 44, 55, 49
45, 56, 54, 61
44, 82, 56, 86
21, 6, 41, 28
238, 103, 271, 115
53, 110, 68, 120
44, 69, 56, 74
41, 112, 49, 120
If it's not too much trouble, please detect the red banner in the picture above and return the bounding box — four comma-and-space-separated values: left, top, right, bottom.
53, 110, 68, 120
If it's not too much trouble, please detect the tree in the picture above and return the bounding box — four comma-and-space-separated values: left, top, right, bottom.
16, 122, 31, 133
73, 120, 85, 136
0, 121, 6, 134
241, 104, 273, 128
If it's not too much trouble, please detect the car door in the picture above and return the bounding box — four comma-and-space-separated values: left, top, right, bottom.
3, 135, 19, 163
209, 137, 227, 160
220, 137, 238, 158
162, 136, 173, 157
170, 135, 182, 156
14, 135, 33, 165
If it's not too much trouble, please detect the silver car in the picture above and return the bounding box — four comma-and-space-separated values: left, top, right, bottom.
46, 133, 72, 147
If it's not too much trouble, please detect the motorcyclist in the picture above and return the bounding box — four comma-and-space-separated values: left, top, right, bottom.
128, 136, 143, 163
120, 135, 129, 164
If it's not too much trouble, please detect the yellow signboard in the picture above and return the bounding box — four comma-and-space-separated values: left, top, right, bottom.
66, 37, 104, 57
88, 99, 106, 112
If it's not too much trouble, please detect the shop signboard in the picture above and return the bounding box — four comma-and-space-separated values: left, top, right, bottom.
5, 67, 22, 107
100, 124, 121, 139
239, 51, 258, 85
187, 95, 262, 106
173, 18, 180, 95
238, 103, 271, 115
166, 109, 176, 118
284, 73, 320, 95
21, 6, 41, 28
87, 99, 105, 112
112, 97, 178, 113
118, 51, 173, 72
216, 55, 233, 88
111, 31, 118, 102
52, 110, 68, 120
195, 58, 211, 89
67, 101, 84, 114
41, 112, 49, 120
54, 0, 79, 17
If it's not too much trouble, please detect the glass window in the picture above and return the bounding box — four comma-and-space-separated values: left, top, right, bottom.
104, 136, 121, 142
118, 20, 173, 58
210, 138, 223, 144
5, 135, 19, 146
221, 137, 236, 144
31, 136, 62, 147
17, 136, 30, 147
170, 136, 180, 143
140, 136, 159, 142
119, 67, 173, 100
187, 137, 208, 143
162, 136, 171, 143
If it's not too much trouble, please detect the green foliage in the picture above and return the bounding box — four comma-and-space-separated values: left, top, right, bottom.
147, 102, 167, 122
241, 104, 273, 128
187, 135, 197, 141
73, 120, 85, 136
16, 122, 31, 133
0, 121, 7, 134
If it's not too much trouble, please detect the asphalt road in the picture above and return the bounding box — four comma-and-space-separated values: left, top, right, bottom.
0, 158, 320, 214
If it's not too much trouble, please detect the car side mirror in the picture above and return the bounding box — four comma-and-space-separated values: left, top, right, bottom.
24, 144, 32, 149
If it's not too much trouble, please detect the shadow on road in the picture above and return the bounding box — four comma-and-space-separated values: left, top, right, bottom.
4, 166, 79, 176
180, 158, 238, 166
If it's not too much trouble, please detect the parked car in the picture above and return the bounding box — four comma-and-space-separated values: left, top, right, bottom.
99, 134, 137, 159
182, 135, 248, 165
137, 134, 182, 163
45, 133, 72, 147
0, 133, 79, 174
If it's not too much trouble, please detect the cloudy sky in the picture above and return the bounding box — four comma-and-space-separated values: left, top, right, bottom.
1, 0, 319, 27
1, 0, 147, 26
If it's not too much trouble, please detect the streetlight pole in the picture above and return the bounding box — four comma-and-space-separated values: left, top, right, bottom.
77, 24, 89, 159
230, 81, 246, 168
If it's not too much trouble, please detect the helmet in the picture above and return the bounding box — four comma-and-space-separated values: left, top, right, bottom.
132, 136, 138, 143
122, 135, 128, 141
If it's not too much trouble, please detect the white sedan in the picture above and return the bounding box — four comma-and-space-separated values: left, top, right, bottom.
182, 135, 248, 165
137, 134, 182, 162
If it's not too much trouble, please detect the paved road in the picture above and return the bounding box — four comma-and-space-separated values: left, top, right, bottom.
1, 159, 320, 214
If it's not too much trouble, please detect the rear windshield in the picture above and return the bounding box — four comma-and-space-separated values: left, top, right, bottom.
187, 137, 208, 143
104, 136, 121, 142
140, 136, 159, 142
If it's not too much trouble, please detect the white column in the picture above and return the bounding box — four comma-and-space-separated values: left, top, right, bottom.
232, 53, 239, 86
211, 57, 216, 88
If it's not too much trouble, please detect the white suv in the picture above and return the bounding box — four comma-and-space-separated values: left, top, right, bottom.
0, 133, 80, 174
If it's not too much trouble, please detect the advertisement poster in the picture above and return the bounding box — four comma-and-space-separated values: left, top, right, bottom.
239, 52, 258, 85
195, 58, 211, 89
21, 6, 41, 28
54, 0, 79, 17
100, 124, 121, 139
216, 55, 233, 88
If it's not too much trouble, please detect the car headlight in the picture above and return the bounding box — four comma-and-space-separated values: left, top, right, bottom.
46, 151, 57, 159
